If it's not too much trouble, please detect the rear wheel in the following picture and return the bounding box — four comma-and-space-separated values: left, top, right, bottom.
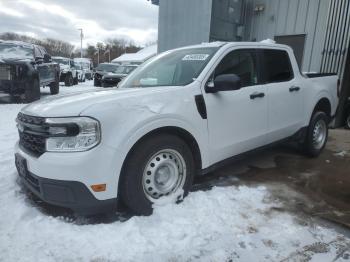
119, 134, 195, 215
65, 74, 73, 86
302, 111, 329, 157
345, 111, 350, 129
73, 75, 78, 85
49, 78, 59, 95
24, 78, 40, 103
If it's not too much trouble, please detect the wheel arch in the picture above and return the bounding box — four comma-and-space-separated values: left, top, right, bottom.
312, 97, 331, 121
121, 126, 203, 175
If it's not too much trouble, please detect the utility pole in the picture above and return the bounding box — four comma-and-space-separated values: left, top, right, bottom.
78, 28, 83, 58
95, 48, 100, 64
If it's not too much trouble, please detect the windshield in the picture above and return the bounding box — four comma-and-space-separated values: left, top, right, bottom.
121, 47, 218, 88
52, 58, 69, 65
0, 44, 33, 60
96, 63, 119, 72
115, 65, 137, 74
75, 61, 90, 69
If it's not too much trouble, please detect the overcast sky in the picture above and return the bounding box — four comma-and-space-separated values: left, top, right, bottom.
0, 0, 158, 48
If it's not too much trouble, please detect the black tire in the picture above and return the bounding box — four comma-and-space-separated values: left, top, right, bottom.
345, 112, 350, 129
302, 111, 329, 157
24, 78, 41, 103
119, 134, 195, 215
94, 78, 100, 87
73, 75, 78, 85
49, 78, 59, 95
65, 74, 73, 86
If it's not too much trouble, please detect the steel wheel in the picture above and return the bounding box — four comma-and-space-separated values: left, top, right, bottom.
312, 119, 327, 150
142, 149, 187, 201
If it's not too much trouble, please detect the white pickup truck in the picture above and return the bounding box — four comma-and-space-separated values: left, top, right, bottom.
15, 41, 339, 215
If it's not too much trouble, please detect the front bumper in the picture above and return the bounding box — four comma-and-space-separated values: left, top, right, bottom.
0, 80, 27, 94
14, 142, 120, 214
16, 156, 117, 214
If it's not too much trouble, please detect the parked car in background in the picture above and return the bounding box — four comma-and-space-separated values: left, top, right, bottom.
74, 58, 93, 80
15, 41, 339, 216
0, 40, 59, 102
345, 97, 350, 129
94, 63, 120, 87
74, 64, 86, 82
102, 64, 138, 87
52, 57, 78, 86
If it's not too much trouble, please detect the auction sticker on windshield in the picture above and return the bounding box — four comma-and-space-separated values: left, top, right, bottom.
182, 54, 210, 61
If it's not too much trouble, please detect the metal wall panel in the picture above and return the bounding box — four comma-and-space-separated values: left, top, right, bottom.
157, 0, 213, 52
285, 0, 299, 34
210, 0, 243, 41
276, 0, 289, 35
294, 0, 309, 33
244, 0, 330, 72
301, 0, 321, 71
321, 0, 350, 80
308, 0, 330, 72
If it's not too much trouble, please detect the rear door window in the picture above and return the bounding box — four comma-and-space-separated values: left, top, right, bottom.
261, 49, 293, 83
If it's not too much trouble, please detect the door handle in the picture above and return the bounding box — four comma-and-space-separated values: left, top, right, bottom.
250, 92, 265, 99
289, 86, 300, 92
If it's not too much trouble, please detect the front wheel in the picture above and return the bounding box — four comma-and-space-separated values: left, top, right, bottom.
94, 78, 100, 87
119, 134, 195, 215
24, 78, 41, 103
302, 111, 329, 157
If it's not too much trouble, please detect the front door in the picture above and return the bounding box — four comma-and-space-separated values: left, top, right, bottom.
203, 48, 269, 165
34, 46, 48, 84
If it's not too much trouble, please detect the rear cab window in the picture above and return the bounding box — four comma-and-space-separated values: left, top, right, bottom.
260, 49, 294, 83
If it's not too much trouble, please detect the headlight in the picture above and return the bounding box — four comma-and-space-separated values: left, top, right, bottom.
45, 117, 101, 152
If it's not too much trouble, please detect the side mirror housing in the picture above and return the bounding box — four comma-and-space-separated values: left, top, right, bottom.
43, 54, 51, 63
205, 74, 242, 93
35, 57, 43, 64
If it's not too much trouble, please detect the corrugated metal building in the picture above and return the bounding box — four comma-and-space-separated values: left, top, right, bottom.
151, 0, 350, 125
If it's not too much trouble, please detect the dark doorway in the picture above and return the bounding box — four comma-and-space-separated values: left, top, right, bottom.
275, 34, 306, 68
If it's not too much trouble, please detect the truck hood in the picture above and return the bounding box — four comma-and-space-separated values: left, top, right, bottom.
0, 57, 33, 65
21, 87, 163, 117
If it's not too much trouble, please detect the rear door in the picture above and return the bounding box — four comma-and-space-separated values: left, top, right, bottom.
203, 48, 269, 164
259, 48, 304, 142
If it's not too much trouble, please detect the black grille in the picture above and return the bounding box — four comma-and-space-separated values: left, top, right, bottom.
17, 112, 45, 125
17, 113, 46, 157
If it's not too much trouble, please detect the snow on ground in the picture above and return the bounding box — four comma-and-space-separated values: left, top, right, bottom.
0, 81, 349, 261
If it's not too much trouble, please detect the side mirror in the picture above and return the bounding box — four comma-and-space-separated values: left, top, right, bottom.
205, 74, 242, 93
35, 57, 43, 64
43, 54, 51, 63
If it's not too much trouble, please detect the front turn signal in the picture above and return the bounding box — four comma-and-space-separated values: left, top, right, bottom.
91, 184, 106, 192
